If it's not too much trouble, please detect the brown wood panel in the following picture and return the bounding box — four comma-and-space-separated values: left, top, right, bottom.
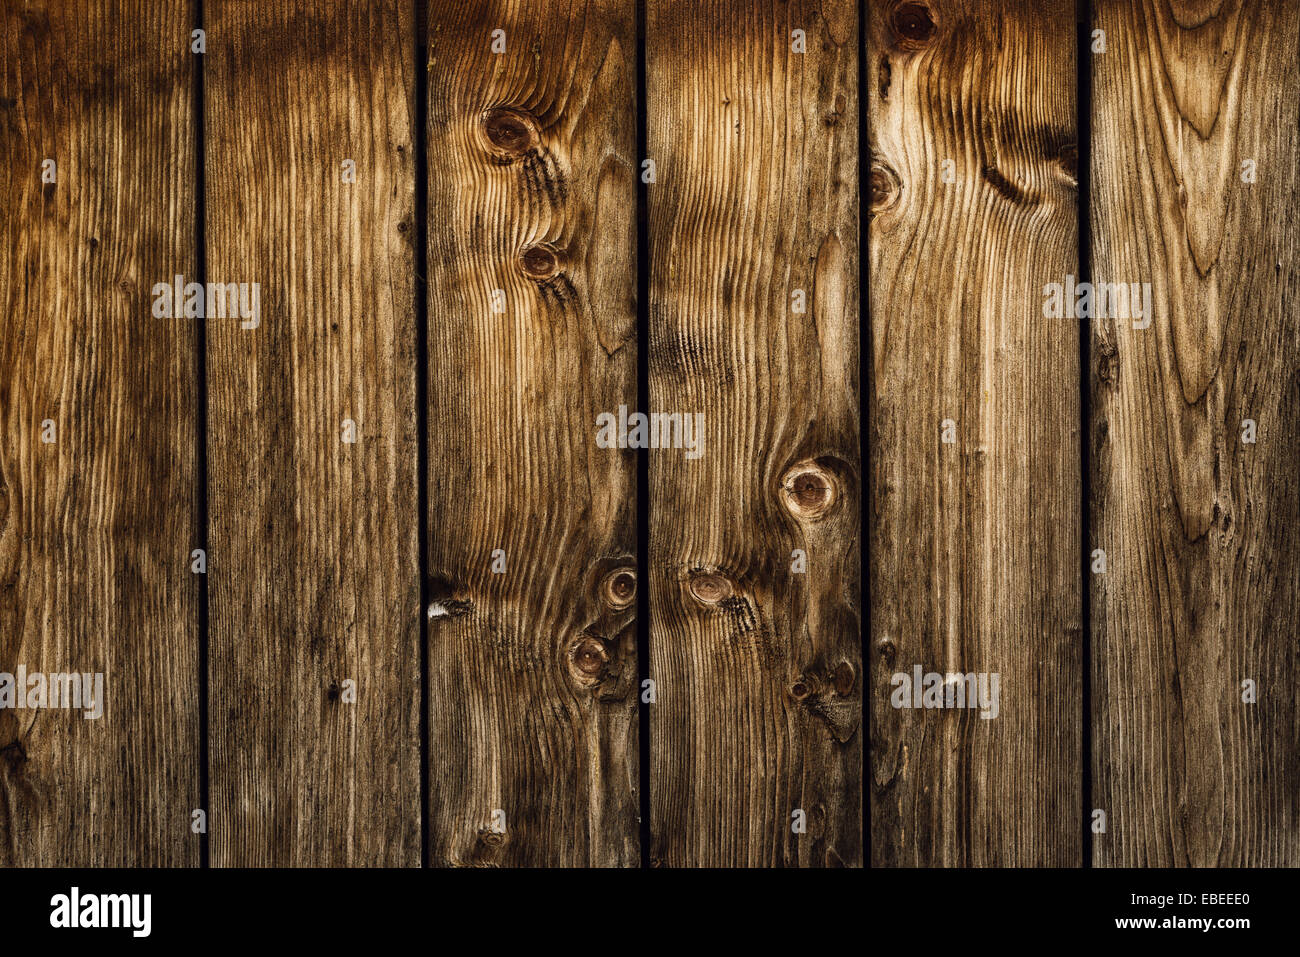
868, 0, 1081, 866
1091, 0, 1300, 866
204, 1, 421, 866
424, 0, 640, 867
0, 1, 199, 865
646, 0, 862, 867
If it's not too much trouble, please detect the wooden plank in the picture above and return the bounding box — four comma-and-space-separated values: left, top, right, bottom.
868, 0, 1081, 866
204, 1, 421, 866
0, 1, 199, 865
1090, 0, 1300, 866
646, 0, 862, 867
425, 0, 640, 866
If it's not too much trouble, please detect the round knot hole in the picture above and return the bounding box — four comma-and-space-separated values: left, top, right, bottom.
520, 244, 560, 280
688, 572, 733, 605
601, 568, 637, 610
568, 637, 608, 682
483, 107, 538, 154
890, 2, 936, 48
781, 460, 839, 520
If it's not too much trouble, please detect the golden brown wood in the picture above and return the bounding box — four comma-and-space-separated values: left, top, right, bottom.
0, 1, 199, 865
1091, 0, 1300, 866
424, 0, 640, 866
204, 1, 421, 866
646, 0, 862, 867
868, 0, 1081, 866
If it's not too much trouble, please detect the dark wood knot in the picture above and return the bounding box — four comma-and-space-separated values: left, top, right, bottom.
870, 161, 902, 214
601, 568, 637, 610
482, 107, 538, 155
1055, 143, 1078, 186
781, 460, 839, 520
831, 661, 856, 695
567, 636, 608, 684
877, 637, 896, 665
688, 572, 733, 605
519, 244, 560, 280
890, 2, 936, 49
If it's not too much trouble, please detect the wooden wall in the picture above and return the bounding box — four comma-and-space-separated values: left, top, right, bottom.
1, 0, 1297, 868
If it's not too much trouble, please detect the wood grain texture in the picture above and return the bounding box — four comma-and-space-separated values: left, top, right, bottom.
425, 0, 640, 867
1091, 0, 1300, 866
868, 0, 1081, 866
205, 1, 421, 866
0, 1, 199, 865
646, 0, 861, 867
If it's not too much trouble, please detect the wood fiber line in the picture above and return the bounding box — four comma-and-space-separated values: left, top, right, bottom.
425, 0, 640, 867
647, 0, 862, 867
869, 0, 1082, 866
0, 0, 199, 866
205, 1, 421, 866
1091, 0, 1300, 867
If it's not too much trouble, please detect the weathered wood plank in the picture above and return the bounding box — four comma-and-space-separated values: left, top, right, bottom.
204, 1, 421, 866
646, 0, 862, 867
425, 0, 640, 867
868, 0, 1081, 866
0, 1, 199, 865
1091, 0, 1300, 866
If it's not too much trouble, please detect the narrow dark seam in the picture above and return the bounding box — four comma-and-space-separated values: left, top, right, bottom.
192, 0, 211, 871
634, 0, 653, 870
414, 0, 432, 869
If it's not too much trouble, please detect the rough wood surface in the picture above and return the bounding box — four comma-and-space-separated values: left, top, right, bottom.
646, 0, 862, 867
868, 0, 1081, 866
424, 0, 641, 867
1090, 0, 1300, 867
0, 1, 199, 866
204, 0, 421, 866
10, 0, 1300, 872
